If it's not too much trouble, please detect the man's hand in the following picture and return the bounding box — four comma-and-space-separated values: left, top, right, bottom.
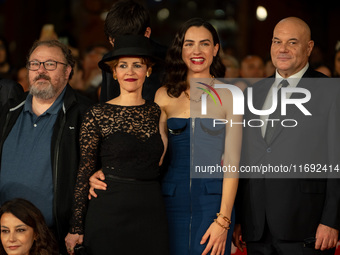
315, 224, 339, 250
232, 224, 246, 252
88, 170, 106, 200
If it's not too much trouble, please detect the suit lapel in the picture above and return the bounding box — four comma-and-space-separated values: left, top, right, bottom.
252, 78, 274, 111
246, 78, 274, 143
268, 68, 321, 144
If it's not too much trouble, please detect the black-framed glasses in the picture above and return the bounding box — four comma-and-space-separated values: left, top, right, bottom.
26, 60, 68, 71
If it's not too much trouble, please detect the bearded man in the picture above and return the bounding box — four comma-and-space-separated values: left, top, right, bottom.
0, 40, 92, 254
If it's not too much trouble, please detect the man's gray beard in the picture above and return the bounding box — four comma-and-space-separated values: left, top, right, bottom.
29, 82, 57, 100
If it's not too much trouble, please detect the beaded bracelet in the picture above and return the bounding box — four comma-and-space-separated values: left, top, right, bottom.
216, 212, 232, 224
214, 219, 230, 231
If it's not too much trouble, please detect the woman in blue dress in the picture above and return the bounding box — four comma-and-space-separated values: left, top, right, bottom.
154, 18, 242, 255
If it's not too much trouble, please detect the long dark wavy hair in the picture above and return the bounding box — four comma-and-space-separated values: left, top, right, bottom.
0, 198, 58, 255
164, 18, 225, 98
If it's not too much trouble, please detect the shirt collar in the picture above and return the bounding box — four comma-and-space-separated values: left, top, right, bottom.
274, 63, 309, 88
23, 94, 33, 113
24, 87, 66, 116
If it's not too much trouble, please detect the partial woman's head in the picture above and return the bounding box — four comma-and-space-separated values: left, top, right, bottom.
334, 41, 340, 77
0, 198, 58, 255
271, 17, 314, 78
0, 36, 10, 66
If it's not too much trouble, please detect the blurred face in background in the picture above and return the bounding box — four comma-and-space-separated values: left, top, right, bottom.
17, 67, 29, 92
334, 51, 340, 77
240, 55, 265, 78
83, 46, 109, 82
0, 40, 7, 66
264, 59, 276, 77
222, 55, 240, 78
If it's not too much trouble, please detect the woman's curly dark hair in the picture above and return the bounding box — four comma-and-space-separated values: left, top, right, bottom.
0, 198, 58, 255
164, 18, 225, 98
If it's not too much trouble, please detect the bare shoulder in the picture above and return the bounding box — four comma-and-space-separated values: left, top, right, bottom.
155, 85, 168, 97
213, 85, 239, 117
215, 86, 234, 102
155, 86, 170, 106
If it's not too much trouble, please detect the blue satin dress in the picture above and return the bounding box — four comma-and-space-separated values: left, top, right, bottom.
162, 118, 235, 255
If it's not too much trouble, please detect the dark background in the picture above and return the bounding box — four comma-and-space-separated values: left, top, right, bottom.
0, 0, 339, 71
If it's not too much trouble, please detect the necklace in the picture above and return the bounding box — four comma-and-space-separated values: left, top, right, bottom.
184, 75, 215, 102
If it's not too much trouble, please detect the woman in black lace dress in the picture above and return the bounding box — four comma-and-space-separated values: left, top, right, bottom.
65, 35, 169, 255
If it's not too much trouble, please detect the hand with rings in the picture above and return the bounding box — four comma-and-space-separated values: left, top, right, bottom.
65, 233, 83, 254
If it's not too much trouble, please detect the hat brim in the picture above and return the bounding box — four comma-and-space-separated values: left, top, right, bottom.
98, 48, 161, 73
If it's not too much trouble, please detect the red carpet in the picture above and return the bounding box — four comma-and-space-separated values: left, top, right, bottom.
231, 242, 340, 254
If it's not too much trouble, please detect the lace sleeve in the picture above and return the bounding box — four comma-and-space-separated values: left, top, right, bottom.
70, 106, 101, 234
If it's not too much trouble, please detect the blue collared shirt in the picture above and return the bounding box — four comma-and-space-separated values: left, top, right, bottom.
0, 88, 66, 226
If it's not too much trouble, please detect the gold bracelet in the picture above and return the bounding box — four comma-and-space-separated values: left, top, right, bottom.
214, 219, 230, 230
216, 213, 232, 224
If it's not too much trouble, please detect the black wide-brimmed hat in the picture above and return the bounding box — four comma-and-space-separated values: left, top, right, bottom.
98, 34, 155, 73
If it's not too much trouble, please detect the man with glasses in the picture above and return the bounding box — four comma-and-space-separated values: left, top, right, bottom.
0, 40, 92, 254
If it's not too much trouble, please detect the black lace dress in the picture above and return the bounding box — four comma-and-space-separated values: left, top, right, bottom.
70, 101, 169, 255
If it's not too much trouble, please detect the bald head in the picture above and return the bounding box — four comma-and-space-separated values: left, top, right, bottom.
271, 17, 314, 78
275, 17, 311, 41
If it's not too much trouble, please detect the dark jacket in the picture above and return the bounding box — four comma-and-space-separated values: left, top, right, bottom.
0, 85, 92, 254
0, 78, 24, 110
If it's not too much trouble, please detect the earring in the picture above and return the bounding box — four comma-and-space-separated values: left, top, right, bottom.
113, 73, 117, 80
146, 72, 150, 78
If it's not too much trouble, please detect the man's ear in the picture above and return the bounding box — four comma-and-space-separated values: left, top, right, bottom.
109, 37, 115, 47
144, 27, 151, 38
307, 40, 314, 57
66, 65, 72, 80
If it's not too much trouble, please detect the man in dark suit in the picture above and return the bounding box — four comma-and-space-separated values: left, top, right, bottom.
233, 17, 340, 254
